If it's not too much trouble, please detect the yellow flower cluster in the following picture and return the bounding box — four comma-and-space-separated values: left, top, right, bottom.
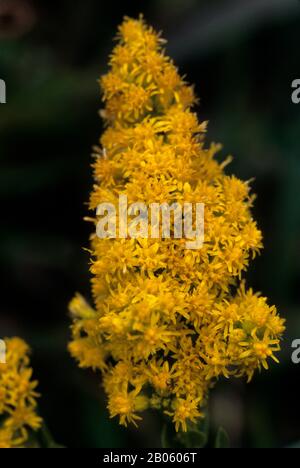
0, 338, 42, 448
69, 17, 285, 432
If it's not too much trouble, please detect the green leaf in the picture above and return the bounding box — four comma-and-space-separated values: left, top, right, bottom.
162, 416, 210, 449
178, 430, 208, 449
215, 427, 230, 449
161, 424, 172, 449
197, 413, 210, 439
38, 424, 65, 449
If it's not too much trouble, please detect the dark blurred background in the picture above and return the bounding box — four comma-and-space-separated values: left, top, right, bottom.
1, 0, 300, 448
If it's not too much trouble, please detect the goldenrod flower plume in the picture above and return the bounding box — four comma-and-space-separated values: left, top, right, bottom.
0, 338, 42, 448
69, 17, 285, 432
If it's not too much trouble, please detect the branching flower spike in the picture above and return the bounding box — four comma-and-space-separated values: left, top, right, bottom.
0, 338, 42, 448
69, 17, 285, 433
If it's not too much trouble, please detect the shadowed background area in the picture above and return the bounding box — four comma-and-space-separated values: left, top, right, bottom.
0, 0, 300, 448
